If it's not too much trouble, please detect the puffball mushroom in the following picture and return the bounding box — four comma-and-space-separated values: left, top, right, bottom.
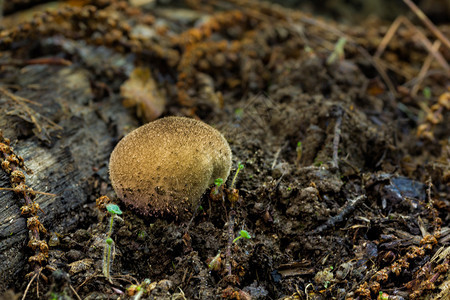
109, 116, 232, 219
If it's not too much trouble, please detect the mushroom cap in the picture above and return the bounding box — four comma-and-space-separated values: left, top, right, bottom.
109, 116, 232, 218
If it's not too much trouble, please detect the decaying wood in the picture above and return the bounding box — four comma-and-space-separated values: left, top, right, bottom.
0, 64, 134, 292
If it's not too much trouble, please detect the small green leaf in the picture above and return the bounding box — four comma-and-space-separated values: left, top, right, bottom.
238, 163, 244, 170
214, 178, 224, 187
234, 108, 244, 119
106, 204, 122, 215
239, 230, 251, 239
106, 238, 113, 245
423, 87, 431, 99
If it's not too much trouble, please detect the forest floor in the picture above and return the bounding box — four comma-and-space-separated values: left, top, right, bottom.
0, 1, 449, 299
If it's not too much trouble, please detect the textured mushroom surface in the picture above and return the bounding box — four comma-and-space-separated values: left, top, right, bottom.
109, 116, 232, 218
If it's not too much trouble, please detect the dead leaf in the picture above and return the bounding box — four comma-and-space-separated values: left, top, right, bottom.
68, 258, 94, 275
120, 67, 166, 122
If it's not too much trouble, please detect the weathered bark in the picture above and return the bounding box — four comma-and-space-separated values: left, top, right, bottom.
0, 64, 134, 292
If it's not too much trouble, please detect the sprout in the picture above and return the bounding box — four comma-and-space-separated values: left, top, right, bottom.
210, 178, 225, 201
230, 162, 244, 190
103, 203, 122, 282
232, 230, 251, 244
214, 178, 224, 188
295, 141, 302, 166
326, 37, 347, 65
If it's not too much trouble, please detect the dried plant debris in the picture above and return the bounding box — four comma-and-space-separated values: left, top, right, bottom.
0, 87, 62, 143
120, 67, 166, 121
0, 131, 54, 298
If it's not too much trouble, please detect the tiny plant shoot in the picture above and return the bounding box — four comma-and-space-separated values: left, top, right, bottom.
103, 203, 122, 282
232, 229, 251, 244
214, 177, 224, 187
295, 141, 302, 166
230, 162, 244, 190
228, 163, 244, 205
212, 178, 224, 196
210, 177, 225, 201
326, 37, 347, 65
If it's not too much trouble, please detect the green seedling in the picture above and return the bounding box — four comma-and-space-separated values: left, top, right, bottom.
103, 204, 122, 282
326, 37, 347, 65
137, 230, 147, 240
230, 163, 244, 190
234, 108, 244, 119
212, 178, 224, 195
295, 141, 302, 166
127, 278, 151, 300
314, 159, 323, 167
378, 292, 389, 300
232, 230, 251, 244
210, 177, 225, 201
214, 177, 224, 187
423, 86, 431, 99
228, 163, 244, 205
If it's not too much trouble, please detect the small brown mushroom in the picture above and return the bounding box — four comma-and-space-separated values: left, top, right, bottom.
109, 116, 232, 219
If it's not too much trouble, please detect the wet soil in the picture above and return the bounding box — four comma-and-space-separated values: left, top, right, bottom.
0, 1, 449, 299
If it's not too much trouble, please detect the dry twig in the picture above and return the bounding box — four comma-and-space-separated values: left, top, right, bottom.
402, 0, 450, 50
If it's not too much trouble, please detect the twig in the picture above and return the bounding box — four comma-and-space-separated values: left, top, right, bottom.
271, 142, 288, 169
332, 108, 343, 169
307, 195, 366, 235
402, 0, 450, 50
69, 285, 82, 300
375, 16, 449, 73
0, 87, 42, 106
0, 87, 63, 137
0, 187, 57, 197
22, 271, 39, 300
225, 210, 236, 276
371, 57, 398, 98
410, 40, 441, 96
374, 17, 403, 59
0, 58, 72, 67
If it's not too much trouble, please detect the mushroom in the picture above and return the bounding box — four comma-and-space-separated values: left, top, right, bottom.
109, 116, 232, 219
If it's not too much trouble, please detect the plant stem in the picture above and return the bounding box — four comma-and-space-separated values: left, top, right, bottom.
103, 214, 115, 282
230, 164, 243, 189
225, 210, 236, 276
108, 215, 115, 238
103, 238, 114, 282
106, 244, 112, 280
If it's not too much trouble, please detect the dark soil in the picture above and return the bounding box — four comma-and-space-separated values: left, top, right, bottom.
0, 1, 449, 300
